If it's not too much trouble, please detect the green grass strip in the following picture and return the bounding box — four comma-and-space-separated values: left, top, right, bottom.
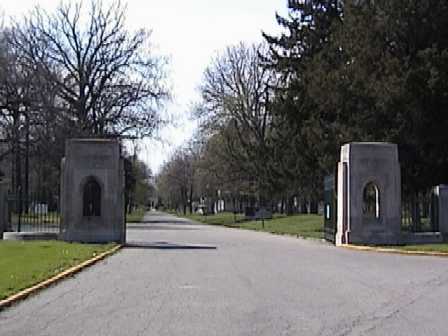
392, 244, 448, 253
0, 241, 116, 300
175, 211, 324, 239
126, 208, 147, 222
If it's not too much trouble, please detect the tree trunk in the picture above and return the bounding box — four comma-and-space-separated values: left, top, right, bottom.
309, 199, 318, 214
299, 198, 307, 214
286, 196, 294, 215
24, 114, 30, 214
188, 185, 193, 214
14, 115, 22, 197
411, 193, 421, 232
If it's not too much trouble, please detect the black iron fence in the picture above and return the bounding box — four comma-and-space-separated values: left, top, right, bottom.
401, 189, 438, 233
7, 192, 60, 233
323, 173, 440, 237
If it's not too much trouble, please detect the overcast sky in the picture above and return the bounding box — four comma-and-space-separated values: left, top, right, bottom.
1, 0, 288, 174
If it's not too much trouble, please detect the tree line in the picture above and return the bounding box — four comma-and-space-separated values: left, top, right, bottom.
0, 0, 168, 209
157, 0, 448, 215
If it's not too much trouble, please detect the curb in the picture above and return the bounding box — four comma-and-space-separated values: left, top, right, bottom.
0, 244, 122, 310
341, 244, 448, 257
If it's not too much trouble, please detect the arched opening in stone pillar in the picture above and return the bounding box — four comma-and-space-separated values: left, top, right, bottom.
363, 182, 380, 219
83, 177, 101, 217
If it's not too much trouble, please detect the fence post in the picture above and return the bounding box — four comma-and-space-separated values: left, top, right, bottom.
17, 186, 22, 232
0, 187, 3, 239
431, 189, 439, 232
0, 182, 8, 239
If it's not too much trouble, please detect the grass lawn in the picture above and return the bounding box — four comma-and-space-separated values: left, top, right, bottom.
168, 211, 448, 254
240, 215, 324, 239
182, 212, 246, 226
0, 241, 116, 301
126, 208, 147, 222
176, 211, 324, 239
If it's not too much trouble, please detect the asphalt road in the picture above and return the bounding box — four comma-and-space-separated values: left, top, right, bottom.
1, 212, 448, 336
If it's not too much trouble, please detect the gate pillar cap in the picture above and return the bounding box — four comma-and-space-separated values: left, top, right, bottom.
341, 142, 398, 162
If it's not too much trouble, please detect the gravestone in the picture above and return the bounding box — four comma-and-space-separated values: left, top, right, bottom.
60, 139, 125, 243
31, 203, 48, 215
336, 143, 401, 245
254, 208, 272, 220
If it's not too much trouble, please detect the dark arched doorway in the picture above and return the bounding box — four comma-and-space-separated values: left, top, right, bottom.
83, 177, 101, 217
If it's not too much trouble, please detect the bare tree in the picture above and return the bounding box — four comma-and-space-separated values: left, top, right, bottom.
156, 146, 199, 214
0, 26, 35, 194
10, 0, 169, 139
197, 42, 278, 202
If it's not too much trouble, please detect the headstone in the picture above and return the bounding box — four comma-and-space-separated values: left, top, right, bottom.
254, 208, 272, 220
336, 143, 401, 245
31, 203, 48, 215
60, 139, 125, 243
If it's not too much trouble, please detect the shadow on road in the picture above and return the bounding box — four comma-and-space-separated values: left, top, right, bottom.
127, 219, 194, 225
125, 241, 217, 250
127, 224, 199, 231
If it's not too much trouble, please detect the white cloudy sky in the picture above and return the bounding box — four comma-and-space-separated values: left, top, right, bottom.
1, 0, 288, 174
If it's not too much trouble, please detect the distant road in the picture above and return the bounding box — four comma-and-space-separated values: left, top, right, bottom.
1, 211, 448, 336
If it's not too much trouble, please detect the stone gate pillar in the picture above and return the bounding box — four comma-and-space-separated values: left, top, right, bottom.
60, 139, 125, 243
434, 185, 448, 237
336, 143, 401, 245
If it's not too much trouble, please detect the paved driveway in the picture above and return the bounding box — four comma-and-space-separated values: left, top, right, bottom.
1, 211, 448, 335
